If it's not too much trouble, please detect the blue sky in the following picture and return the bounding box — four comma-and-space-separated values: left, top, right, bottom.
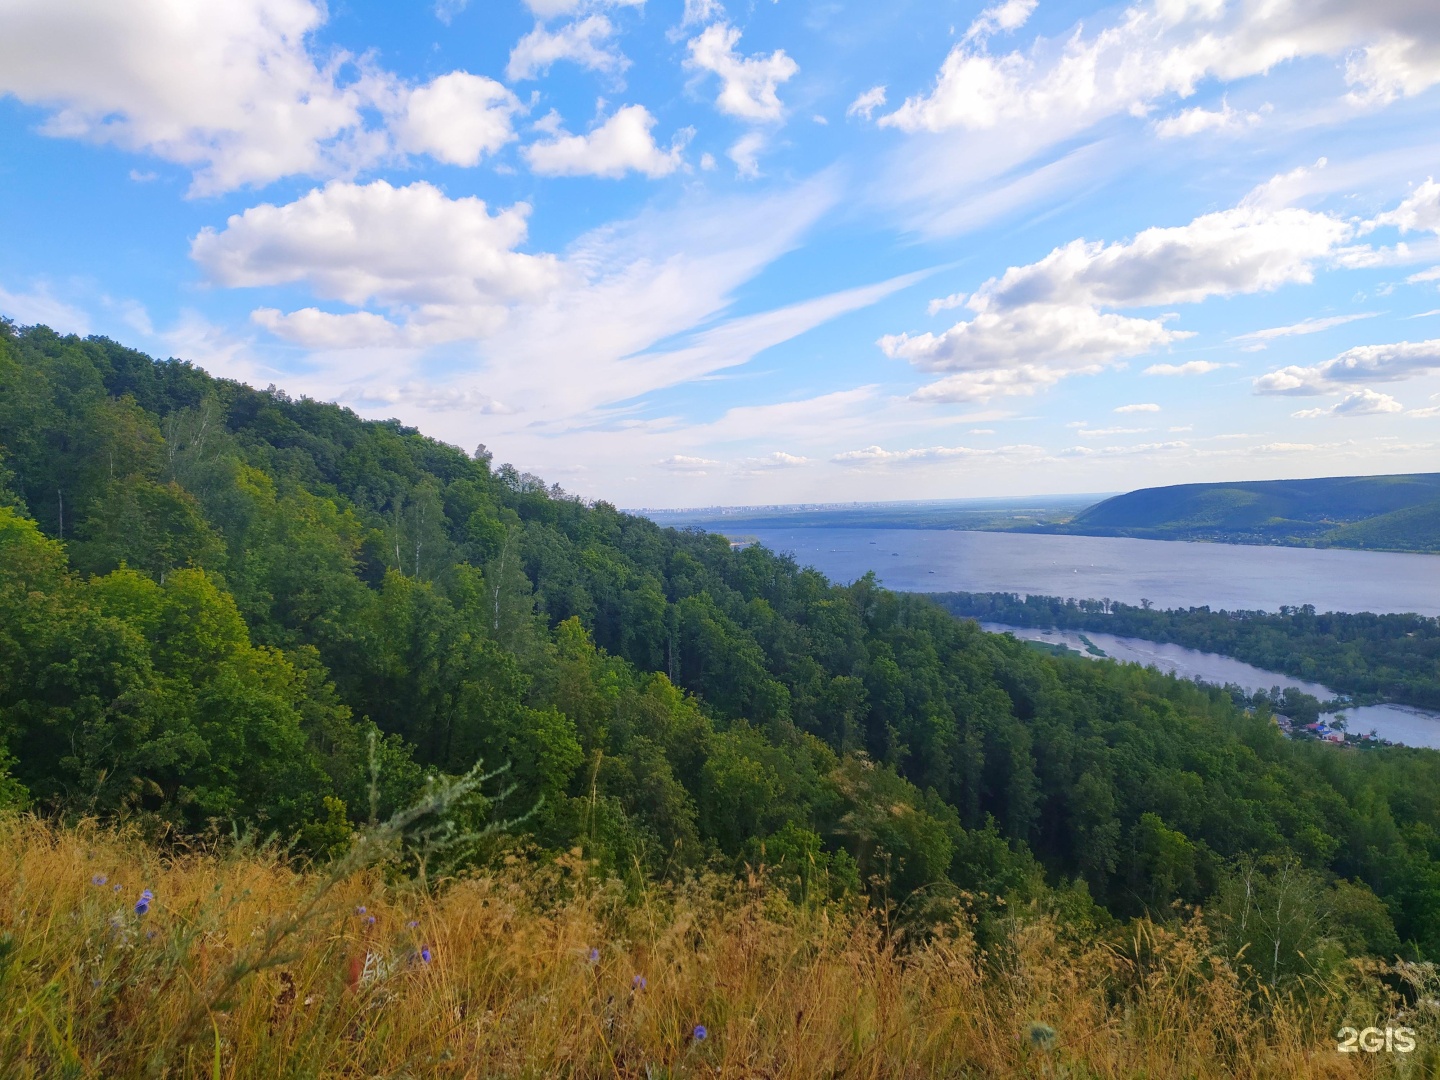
2, 0, 1440, 506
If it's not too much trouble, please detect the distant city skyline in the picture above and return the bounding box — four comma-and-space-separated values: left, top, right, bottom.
2, 0, 1440, 505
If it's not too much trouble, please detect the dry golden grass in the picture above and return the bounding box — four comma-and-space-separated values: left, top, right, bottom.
0, 815, 1435, 1079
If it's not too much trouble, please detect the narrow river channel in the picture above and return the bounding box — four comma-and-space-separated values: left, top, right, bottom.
977, 622, 1440, 749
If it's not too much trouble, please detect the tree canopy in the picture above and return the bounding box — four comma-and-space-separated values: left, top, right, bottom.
4, 322, 1440, 962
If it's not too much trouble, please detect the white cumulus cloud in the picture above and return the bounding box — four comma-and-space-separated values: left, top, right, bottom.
881, 1, 1440, 136
391, 73, 521, 166
1143, 360, 1228, 376
975, 206, 1354, 311
0, 0, 540, 195
1153, 100, 1265, 138
927, 292, 967, 316
0, 0, 374, 195
524, 106, 690, 178
192, 180, 564, 344
686, 23, 798, 122
1367, 177, 1440, 235
741, 451, 812, 470
882, 198, 1353, 404
882, 304, 1187, 375
1255, 338, 1440, 395
1115, 403, 1160, 413
907, 365, 1099, 404
507, 15, 628, 82
251, 307, 406, 348
1292, 388, 1407, 417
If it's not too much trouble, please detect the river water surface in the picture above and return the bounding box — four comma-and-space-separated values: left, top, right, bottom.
740, 528, 1440, 615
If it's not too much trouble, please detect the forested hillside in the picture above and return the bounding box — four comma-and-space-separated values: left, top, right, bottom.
5, 319, 1440, 964
1047, 473, 1440, 550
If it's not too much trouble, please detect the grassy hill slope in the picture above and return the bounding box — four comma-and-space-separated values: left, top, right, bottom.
4, 816, 1433, 1079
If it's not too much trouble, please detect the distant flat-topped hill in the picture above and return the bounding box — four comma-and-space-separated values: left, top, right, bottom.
1050, 472, 1440, 552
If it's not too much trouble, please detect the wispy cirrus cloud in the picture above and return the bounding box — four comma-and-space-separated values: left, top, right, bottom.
657, 454, 721, 472
1231, 312, 1379, 350
190, 171, 933, 478
832, 443, 1044, 466
739, 451, 812, 472
847, 86, 887, 121
0, 281, 91, 335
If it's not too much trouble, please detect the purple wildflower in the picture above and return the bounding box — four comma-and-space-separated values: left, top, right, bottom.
632, 974, 647, 990
355, 905, 367, 915
364, 915, 376, 926
134, 889, 153, 916
420, 945, 432, 963
406, 920, 419, 929
112, 884, 122, 893
91, 874, 107, 886
693, 1025, 707, 1041
588, 947, 600, 964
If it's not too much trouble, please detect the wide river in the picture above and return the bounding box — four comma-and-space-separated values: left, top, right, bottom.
730, 528, 1440, 749
738, 528, 1440, 615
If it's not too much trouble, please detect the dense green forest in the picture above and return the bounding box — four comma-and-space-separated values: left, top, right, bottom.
5, 319, 1440, 966
1042, 473, 1440, 550
934, 592, 1440, 711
